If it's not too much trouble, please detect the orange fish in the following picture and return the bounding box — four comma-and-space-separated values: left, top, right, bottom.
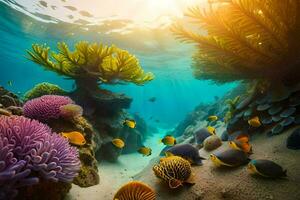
229, 134, 252, 154
61, 131, 86, 146
112, 138, 125, 149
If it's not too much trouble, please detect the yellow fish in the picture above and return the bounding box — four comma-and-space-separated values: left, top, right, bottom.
137, 146, 152, 156
60, 131, 86, 146
112, 138, 125, 148
159, 135, 176, 146
208, 115, 218, 122
123, 118, 136, 129
207, 126, 216, 135
248, 116, 261, 127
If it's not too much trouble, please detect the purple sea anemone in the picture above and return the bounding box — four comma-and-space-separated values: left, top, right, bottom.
23, 95, 74, 122
0, 116, 80, 199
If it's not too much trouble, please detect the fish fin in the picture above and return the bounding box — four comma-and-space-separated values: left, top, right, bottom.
168, 179, 182, 189
165, 152, 174, 157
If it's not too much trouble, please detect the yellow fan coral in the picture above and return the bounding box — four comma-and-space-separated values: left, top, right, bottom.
113, 181, 156, 200
152, 156, 195, 189
172, 0, 300, 83
27, 41, 154, 85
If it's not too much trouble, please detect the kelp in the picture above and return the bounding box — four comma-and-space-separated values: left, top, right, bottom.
27, 42, 154, 85
172, 0, 300, 83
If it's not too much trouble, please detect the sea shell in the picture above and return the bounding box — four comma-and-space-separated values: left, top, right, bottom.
153, 156, 194, 189
113, 181, 156, 200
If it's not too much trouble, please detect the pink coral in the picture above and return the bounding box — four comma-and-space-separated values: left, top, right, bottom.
23, 95, 74, 122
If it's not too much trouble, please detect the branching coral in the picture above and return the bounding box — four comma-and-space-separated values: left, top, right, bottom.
27, 42, 154, 85
24, 82, 67, 101
0, 116, 80, 199
172, 0, 300, 83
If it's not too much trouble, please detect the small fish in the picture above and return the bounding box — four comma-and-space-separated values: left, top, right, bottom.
229, 134, 253, 154
155, 119, 160, 123
7, 80, 13, 86
112, 138, 125, 149
160, 135, 176, 146
123, 118, 136, 128
64, 5, 77, 11
148, 97, 156, 102
248, 116, 261, 127
79, 10, 94, 17
51, 5, 57, 10
137, 146, 152, 156
60, 131, 86, 146
207, 126, 216, 135
208, 115, 218, 122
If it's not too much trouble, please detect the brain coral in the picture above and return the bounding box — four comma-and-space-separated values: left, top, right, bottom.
24, 82, 67, 101
23, 95, 74, 122
0, 115, 80, 199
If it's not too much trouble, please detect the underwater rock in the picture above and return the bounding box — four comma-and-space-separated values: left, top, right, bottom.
280, 107, 296, 118
203, 135, 222, 151
286, 128, 300, 150
270, 124, 284, 136
0, 86, 22, 107
165, 144, 205, 165
261, 116, 273, 125
6, 106, 23, 115
272, 115, 282, 122
16, 180, 72, 200
236, 95, 254, 111
294, 115, 300, 124
289, 95, 300, 106
257, 103, 271, 111
268, 105, 283, 116
280, 117, 295, 127
243, 108, 253, 118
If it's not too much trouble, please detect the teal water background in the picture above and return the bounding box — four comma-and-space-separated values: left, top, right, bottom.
0, 1, 237, 128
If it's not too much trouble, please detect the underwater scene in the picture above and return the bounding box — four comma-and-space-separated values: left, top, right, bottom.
0, 0, 300, 199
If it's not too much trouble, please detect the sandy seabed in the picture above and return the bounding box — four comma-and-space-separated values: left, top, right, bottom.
66, 131, 166, 200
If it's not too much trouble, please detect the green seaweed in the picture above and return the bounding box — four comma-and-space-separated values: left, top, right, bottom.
224, 96, 240, 123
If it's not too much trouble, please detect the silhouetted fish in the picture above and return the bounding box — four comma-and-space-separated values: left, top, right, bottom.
79, 10, 94, 17
64, 6, 77, 11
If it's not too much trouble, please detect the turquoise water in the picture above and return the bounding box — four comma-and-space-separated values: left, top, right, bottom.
0, 0, 236, 128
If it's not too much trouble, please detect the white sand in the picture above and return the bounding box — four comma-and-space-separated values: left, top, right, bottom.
66, 129, 167, 200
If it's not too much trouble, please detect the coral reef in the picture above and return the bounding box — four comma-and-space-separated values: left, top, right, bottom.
172, 0, 300, 84
24, 82, 67, 101
27, 42, 154, 161
0, 115, 80, 199
23, 95, 74, 122
0, 86, 22, 108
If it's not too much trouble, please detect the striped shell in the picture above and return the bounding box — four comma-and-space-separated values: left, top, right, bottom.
113, 181, 156, 200
152, 156, 193, 188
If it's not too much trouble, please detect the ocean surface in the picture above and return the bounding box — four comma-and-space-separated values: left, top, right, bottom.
0, 0, 237, 128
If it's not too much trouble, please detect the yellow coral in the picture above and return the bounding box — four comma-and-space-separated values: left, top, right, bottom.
172, 0, 300, 83
27, 41, 154, 85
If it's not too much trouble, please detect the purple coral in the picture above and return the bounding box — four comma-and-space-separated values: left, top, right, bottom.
0, 116, 80, 199
23, 95, 74, 122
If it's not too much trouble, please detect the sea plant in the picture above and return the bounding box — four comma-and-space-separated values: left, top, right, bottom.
27, 42, 154, 87
24, 82, 67, 101
0, 115, 80, 199
172, 0, 300, 84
